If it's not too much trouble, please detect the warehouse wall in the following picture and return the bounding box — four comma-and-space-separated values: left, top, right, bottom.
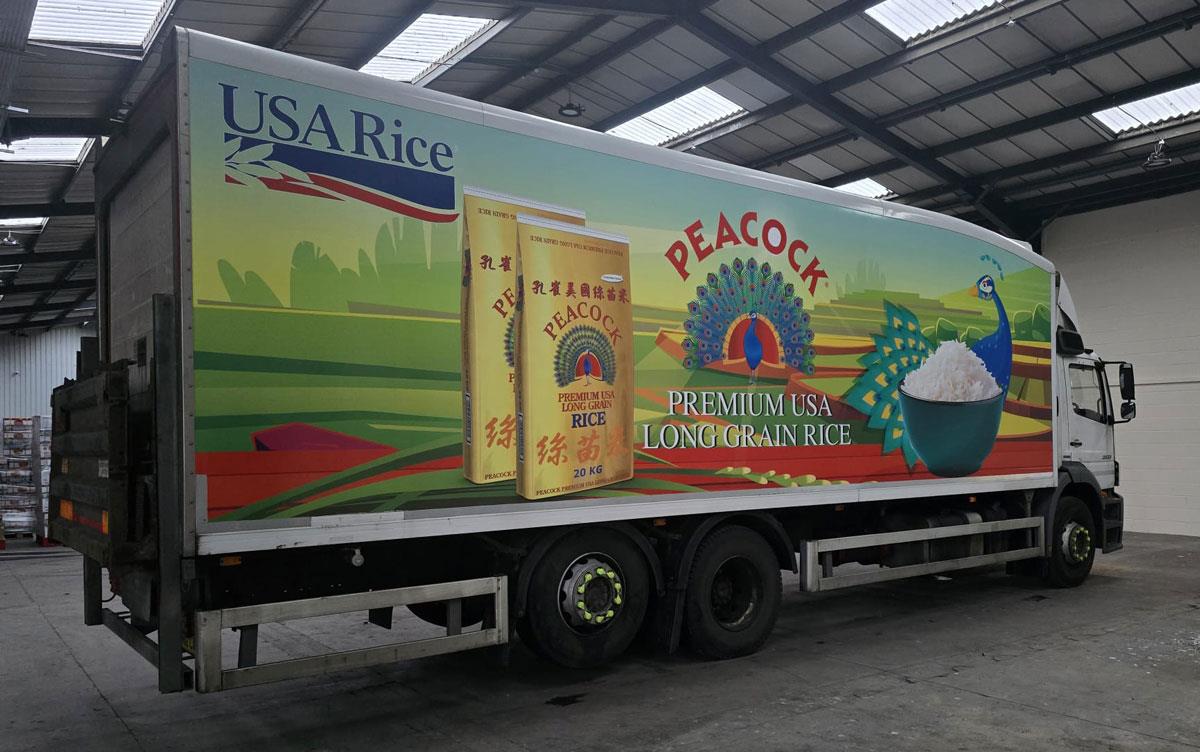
1043, 188, 1200, 537
0, 326, 86, 419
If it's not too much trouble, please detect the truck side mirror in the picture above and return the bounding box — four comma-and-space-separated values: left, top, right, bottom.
1056, 327, 1085, 355
1119, 362, 1135, 401
1120, 401, 1136, 421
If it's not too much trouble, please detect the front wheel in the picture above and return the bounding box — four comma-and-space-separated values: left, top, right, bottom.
518, 528, 650, 668
684, 525, 782, 659
1044, 495, 1096, 588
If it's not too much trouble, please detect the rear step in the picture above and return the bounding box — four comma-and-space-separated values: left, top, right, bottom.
800, 516, 1045, 592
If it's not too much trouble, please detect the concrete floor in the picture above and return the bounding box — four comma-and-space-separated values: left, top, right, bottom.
2, 532, 1198, 752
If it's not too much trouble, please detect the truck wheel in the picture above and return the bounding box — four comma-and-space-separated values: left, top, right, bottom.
518, 528, 650, 668
1044, 495, 1096, 588
684, 525, 781, 659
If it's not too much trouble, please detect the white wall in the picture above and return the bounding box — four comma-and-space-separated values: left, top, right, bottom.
0, 326, 87, 419
1043, 188, 1200, 537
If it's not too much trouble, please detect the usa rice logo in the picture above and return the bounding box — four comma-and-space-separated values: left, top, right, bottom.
220, 83, 459, 223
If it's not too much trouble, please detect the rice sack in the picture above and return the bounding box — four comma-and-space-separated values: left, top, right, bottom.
460, 187, 585, 484
902, 340, 1001, 402
514, 215, 633, 500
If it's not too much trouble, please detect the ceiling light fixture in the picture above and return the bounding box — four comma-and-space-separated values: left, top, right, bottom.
1, 233, 21, 247
1144, 139, 1173, 170
558, 100, 585, 118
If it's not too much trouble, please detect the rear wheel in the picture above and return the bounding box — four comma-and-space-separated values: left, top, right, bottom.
518, 528, 650, 668
684, 525, 781, 659
1044, 495, 1096, 588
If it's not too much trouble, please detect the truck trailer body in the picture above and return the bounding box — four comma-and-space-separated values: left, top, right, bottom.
48, 29, 1135, 692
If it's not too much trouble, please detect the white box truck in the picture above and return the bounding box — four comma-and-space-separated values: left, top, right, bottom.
49, 29, 1136, 693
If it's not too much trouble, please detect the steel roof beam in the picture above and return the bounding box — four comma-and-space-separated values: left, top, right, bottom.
0, 0, 36, 146
270, 0, 329, 50
2, 116, 114, 141
0, 202, 94, 219
824, 0, 1066, 93
0, 298, 88, 317
900, 116, 1200, 206
676, 11, 1023, 236
747, 4, 1200, 170
589, 0, 879, 132
506, 0, 678, 16
40, 287, 97, 329
1009, 160, 1200, 213
345, 1, 437, 71
0, 278, 94, 295
473, 14, 614, 100
813, 69, 1200, 193
0, 316, 92, 333
505, 17, 677, 111
413, 8, 532, 88
0, 249, 96, 266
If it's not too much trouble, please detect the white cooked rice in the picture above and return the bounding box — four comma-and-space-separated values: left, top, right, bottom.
903, 340, 1001, 402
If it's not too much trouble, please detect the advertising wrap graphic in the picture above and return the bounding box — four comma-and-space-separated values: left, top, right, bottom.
190, 58, 1054, 522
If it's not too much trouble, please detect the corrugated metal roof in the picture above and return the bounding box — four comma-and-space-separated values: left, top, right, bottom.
29, 0, 168, 46
360, 14, 494, 82
0, 137, 89, 163
607, 86, 745, 145
866, 0, 1002, 42
1093, 81, 1200, 134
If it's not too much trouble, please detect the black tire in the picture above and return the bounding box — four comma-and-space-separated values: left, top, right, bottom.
684, 525, 782, 659
1044, 495, 1096, 588
517, 528, 650, 668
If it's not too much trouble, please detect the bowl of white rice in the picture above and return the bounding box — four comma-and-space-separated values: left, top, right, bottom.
899, 341, 1004, 477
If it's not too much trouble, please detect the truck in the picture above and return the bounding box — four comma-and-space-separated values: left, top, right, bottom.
49, 29, 1136, 693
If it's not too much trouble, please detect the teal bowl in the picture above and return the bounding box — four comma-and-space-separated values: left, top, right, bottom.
898, 388, 1004, 477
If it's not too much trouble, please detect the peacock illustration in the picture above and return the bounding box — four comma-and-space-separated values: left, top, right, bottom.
554, 325, 617, 388
970, 274, 1012, 392
681, 257, 815, 381
844, 275, 1014, 467
844, 302, 933, 467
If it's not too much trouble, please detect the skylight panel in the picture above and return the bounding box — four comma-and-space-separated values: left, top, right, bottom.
1092, 82, 1200, 135
607, 87, 747, 146
866, 0, 1001, 42
29, 0, 168, 46
0, 218, 48, 230
833, 178, 894, 199
360, 14, 494, 82
0, 138, 89, 163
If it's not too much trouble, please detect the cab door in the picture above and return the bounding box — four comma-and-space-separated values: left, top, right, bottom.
1064, 356, 1115, 487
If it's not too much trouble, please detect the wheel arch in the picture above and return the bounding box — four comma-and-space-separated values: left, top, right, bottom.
513, 523, 665, 620
1034, 463, 1103, 553
655, 511, 795, 656
678, 512, 797, 577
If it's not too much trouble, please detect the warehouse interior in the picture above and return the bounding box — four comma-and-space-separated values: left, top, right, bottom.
1, 1, 1198, 750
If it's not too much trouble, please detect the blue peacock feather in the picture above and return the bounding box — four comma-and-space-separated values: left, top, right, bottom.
553, 325, 617, 388
843, 301, 934, 468
680, 257, 816, 378
969, 274, 1012, 392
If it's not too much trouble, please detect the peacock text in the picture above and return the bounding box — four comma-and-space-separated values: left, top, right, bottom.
542, 302, 622, 344
664, 211, 829, 294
